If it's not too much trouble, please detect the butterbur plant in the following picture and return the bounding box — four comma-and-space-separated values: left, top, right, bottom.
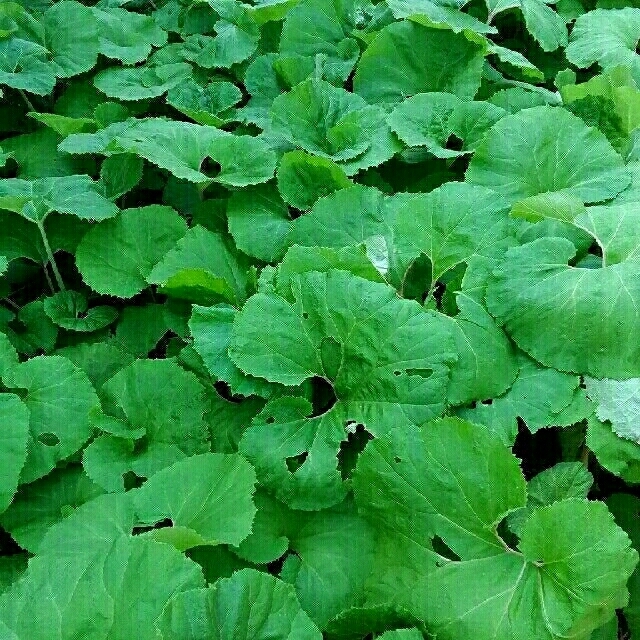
1, 0, 640, 638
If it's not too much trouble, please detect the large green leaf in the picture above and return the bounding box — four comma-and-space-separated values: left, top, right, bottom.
60, 118, 277, 186
0, 493, 205, 640
92, 6, 167, 65
486, 237, 640, 378
75, 205, 188, 298
2, 355, 100, 484
353, 20, 486, 105
0, 395, 29, 515
0, 175, 118, 223
269, 79, 400, 174
353, 417, 638, 640
232, 270, 456, 508
566, 8, 640, 84
158, 568, 322, 640
133, 453, 257, 550
466, 106, 631, 204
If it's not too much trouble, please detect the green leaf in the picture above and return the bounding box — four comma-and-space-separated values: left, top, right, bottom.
269, 79, 400, 174
353, 20, 486, 105
285, 500, 377, 628
507, 462, 593, 536
466, 106, 631, 204
288, 185, 419, 288
455, 355, 590, 445
0, 175, 118, 222
394, 181, 512, 286
388, 92, 506, 157
2, 355, 100, 484
43, 1, 99, 78
190, 303, 278, 398
92, 6, 167, 65
566, 8, 640, 84
486, 237, 640, 378
43, 290, 118, 332
99, 358, 210, 458
75, 205, 188, 298
587, 416, 640, 485
354, 417, 527, 560
444, 293, 519, 406
0, 465, 104, 553
98, 153, 144, 200
0, 394, 29, 514
233, 271, 456, 508
585, 376, 640, 442
158, 568, 322, 640
0, 493, 205, 640
519, 0, 568, 52
60, 118, 277, 186
94, 62, 192, 101
277, 150, 353, 211
148, 225, 251, 306
606, 493, 640, 639
56, 341, 134, 392
166, 79, 242, 126
410, 499, 637, 640
226, 184, 292, 262
133, 453, 257, 550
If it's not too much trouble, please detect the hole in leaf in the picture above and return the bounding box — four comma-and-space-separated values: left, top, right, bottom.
265, 416, 275, 424
201, 157, 221, 179
480, 398, 493, 405
77, 311, 88, 319
302, 312, 309, 319
338, 423, 373, 479
37, 432, 60, 446
445, 134, 464, 151
431, 535, 460, 561
286, 451, 308, 472
287, 206, 304, 220
394, 456, 401, 463
393, 370, 401, 376
309, 376, 337, 417
405, 368, 433, 379
123, 471, 146, 490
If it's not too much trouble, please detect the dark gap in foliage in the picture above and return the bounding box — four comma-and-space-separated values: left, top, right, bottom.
432, 535, 460, 562
214, 380, 244, 403
402, 254, 432, 303
445, 134, 464, 152
338, 422, 373, 479
132, 518, 173, 536
309, 375, 337, 416
512, 420, 561, 480
589, 458, 630, 501
147, 330, 176, 359
201, 157, 222, 180
287, 205, 304, 220
267, 552, 288, 575
0, 527, 23, 556
286, 452, 308, 472
123, 471, 146, 491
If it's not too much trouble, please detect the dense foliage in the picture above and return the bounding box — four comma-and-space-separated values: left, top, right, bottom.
1, 0, 640, 638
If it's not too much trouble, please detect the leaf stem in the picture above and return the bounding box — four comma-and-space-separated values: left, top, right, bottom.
37, 220, 66, 292
18, 89, 35, 112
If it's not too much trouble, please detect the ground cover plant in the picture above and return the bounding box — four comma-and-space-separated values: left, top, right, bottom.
2, 0, 640, 638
